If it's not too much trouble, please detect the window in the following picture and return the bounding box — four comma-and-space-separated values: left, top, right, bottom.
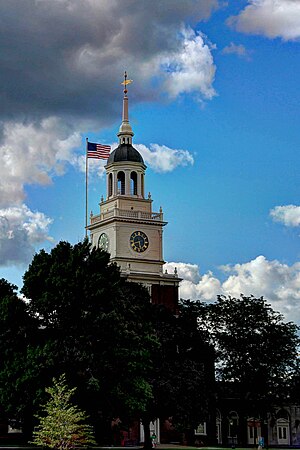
195, 423, 207, 436
277, 417, 290, 445
228, 411, 239, 438
247, 418, 261, 445
216, 409, 222, 444
278, 427, 287, 440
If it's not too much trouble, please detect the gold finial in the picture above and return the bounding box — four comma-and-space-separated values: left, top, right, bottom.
121, 71, 133, 95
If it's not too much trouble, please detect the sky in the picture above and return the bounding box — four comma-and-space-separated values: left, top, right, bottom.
0, 0, 300, 323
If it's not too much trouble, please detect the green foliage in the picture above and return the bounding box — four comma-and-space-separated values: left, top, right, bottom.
0, 278, 44, 429
141, 302, 213, 445
32, 374, 96, 449
195, 294, 300, 412
19, 240, 157, 440
2, 241, 300, 446
0, 278, 32, 350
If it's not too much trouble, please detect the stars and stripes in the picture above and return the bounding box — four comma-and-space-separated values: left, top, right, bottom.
87, 142, 111, 160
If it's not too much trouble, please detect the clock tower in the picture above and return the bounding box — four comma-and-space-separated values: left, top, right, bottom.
88, 73, 179, 311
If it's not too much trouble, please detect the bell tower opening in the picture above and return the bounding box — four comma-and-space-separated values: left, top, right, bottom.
130, 171, 137, 195
117, 171, 125, 195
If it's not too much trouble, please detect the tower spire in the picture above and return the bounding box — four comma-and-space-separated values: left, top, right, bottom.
118, 71, 134, 145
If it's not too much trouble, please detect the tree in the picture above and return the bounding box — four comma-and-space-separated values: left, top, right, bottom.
1, 243, 231, 447
0, 278, 30, 342
0, 278, 43, 437
199, 294, 300, 444
20, 240, 156, 443
32, 374, 96, 449
15, 240, 216, 446
141, 301, 214, 449
206, 295, 299, 400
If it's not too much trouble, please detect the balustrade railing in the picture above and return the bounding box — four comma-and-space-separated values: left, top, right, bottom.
90, 207, 163, 224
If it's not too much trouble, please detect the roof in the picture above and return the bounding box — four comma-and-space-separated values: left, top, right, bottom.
107, 143, 144, 164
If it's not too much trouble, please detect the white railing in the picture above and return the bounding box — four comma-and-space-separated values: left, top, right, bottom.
90, 208, 163, 224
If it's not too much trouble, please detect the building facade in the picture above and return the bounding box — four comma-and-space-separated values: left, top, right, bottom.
215, 395, 300, 448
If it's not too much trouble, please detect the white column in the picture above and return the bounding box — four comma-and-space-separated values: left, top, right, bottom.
137, 172, 142, 197
141, 173, 145, 198
112, 171, 117, 196
106, 171, 110, 199
158, 229, 163, 260
125, 169, 130, 196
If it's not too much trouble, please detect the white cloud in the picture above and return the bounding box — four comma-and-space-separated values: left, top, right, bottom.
0, 100, 195, 208
77, 154, 106, 178
221, 256, 300, 307
222, 42, 252, 59
0, 117, 82, 207
159, 27, 217, 100
75, 24, 217, 104
165, 255, 300, 323
0, 204, 53, 266
164, 261, 222, 301
165, 262, 201, 283
135, 143, 194, 173
270, 204, 300, 227
228, 0, 300, 41
78, 140, 194, 177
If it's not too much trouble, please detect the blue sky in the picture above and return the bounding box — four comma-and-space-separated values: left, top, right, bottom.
0, 0, 300, 323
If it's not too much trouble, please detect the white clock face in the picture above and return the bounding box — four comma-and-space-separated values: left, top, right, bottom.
98, 233, 109, 252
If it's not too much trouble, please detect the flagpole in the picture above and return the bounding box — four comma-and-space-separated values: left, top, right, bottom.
85, 137, 88, 239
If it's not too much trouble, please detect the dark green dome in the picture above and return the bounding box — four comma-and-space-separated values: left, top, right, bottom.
107, 143, 144, 164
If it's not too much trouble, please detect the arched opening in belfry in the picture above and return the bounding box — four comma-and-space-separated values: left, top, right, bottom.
130, 171, 137, 195
117, 171, 125, 195
108, 173, 113, 197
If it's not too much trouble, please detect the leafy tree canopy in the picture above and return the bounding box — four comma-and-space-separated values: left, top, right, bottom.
7, 240, 157, 440
196, 294, 300, 412
0, 278, 44, 428
0, 278, 32, 349
140, 301, 214, 449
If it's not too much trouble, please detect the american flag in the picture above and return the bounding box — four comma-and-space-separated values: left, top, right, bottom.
87, 142, 111, 159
